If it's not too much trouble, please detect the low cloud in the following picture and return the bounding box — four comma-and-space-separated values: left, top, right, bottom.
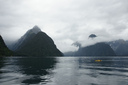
0, 0, 128, 52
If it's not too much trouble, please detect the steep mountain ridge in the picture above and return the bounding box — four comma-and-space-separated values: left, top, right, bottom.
14, 26, 63, 57
12, 26, 41, 51
0, 35, 12, 56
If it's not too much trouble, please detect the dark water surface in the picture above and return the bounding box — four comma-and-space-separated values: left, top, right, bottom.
0, 56, 128, 85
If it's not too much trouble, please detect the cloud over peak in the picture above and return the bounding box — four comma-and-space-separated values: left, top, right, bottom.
0, 0, 128, 52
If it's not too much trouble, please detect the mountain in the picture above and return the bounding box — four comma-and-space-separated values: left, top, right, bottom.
14, 26, 63, 57
64, 51, 75, 56
75, 42, 116, 56
0, 35, 12, 56
12, 25, 41, 51
108, 39, 128, 56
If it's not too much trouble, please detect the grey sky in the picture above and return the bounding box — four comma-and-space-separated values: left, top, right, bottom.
0, 0, 128, 52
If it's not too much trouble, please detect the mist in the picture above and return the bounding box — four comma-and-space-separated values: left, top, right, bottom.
0, 0, 128, 52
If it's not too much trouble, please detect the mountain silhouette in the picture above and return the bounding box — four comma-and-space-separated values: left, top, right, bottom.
12, 25, 41, 51
108, 39, 128, 56
75, 42, 116, 56
14, 26, 63, 57
0, 35, 12, 56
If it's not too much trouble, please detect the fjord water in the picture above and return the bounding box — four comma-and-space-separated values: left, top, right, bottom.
0, 57, 128, 85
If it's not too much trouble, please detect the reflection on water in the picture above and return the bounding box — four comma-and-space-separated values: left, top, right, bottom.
0, 57, 57, 85
0, 56, 128, 85
18, 57, 57, 84
0, 57, 4, 74
78, 57, 128, 85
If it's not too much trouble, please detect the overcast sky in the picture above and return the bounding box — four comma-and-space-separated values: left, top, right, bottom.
0, 0, 128, 52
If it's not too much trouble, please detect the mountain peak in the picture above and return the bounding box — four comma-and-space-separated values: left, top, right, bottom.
31, 25, 41, 34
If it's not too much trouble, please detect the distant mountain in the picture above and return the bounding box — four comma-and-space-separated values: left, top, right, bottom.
14, 26, 63, 57
64, 51, 75, 56
75, 42, 116, 56
108, 39, 128, 56
0, 35, 12, 56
